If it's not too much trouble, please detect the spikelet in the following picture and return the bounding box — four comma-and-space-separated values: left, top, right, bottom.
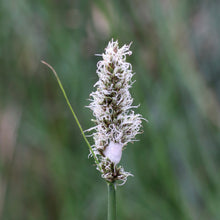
86, 39, 146, 184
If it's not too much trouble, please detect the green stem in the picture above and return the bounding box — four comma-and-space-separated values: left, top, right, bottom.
41, 61, 101, 170
108, 182, 116, 220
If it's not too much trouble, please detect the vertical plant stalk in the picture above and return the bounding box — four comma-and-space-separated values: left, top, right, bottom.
108, 182, 116, 220
42, 40, 146, 220
87, 40, 146, 219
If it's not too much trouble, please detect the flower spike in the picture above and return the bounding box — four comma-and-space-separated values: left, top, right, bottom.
87, 39, 146, 184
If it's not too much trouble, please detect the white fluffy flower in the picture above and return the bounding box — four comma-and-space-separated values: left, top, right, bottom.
87, 39, 145, 184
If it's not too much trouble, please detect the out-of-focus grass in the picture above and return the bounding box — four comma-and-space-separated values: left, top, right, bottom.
0, 0, 220, 219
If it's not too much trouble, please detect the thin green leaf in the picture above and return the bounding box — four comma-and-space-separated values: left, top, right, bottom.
41, 60, 101, 170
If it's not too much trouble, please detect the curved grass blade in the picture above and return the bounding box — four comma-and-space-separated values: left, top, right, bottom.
41, 60, 101, 169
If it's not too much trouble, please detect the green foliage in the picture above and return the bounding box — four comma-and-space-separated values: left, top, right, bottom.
0, 0, 220, 219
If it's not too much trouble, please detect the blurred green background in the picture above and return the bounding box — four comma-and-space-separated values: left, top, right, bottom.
0, 0, 220, 219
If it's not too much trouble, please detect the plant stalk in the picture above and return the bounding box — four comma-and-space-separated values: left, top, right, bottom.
108, 182, 116, 220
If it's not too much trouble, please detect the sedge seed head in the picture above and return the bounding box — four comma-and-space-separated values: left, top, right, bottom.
86, 39, 146, 185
